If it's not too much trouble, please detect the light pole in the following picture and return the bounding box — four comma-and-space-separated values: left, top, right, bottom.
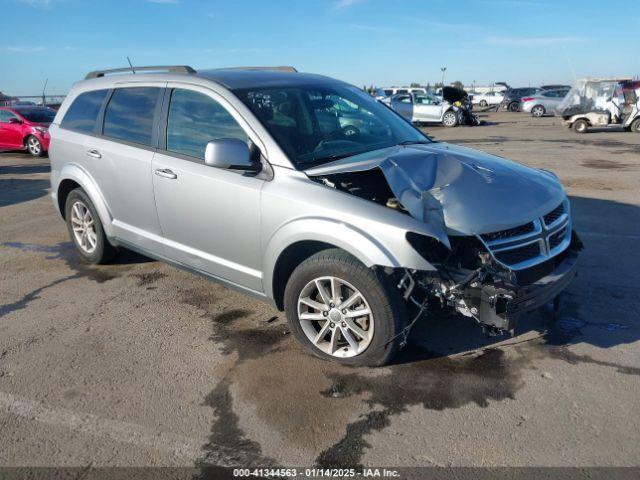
440, 67, 447, 87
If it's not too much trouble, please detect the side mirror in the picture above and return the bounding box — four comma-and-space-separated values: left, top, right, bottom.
8, 118, 22, 124
204, 138, 260, 172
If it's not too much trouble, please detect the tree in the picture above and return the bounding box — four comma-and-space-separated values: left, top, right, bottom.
452, 80, 464, 90
410, 82, 421, 88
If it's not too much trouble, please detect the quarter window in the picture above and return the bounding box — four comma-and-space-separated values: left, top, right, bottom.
166, 89, 248, 160
61, 89, 109, 133
103, 87, 161, 146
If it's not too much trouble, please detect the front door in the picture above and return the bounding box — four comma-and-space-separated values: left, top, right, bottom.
0, 110, 23, 148
152, 86, 264, 292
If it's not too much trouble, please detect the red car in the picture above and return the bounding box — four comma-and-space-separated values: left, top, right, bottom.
0, 106, 56, 156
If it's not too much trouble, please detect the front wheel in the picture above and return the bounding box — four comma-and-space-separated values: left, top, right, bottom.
26, 135, 45, 157
630, 118, 640, 133
508, 102, 520, 112
479, 100, 488, 107
65, 188, 116, 264
442, 110, 458, 127
284, 249, 407, 366
531, 105, 546, 117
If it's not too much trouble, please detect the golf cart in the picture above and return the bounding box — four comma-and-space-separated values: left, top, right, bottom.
557, 78, 640, 133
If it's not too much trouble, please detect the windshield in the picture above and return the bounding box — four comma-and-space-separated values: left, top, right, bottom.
15, 107, 56, 123
234, 83, 430, 168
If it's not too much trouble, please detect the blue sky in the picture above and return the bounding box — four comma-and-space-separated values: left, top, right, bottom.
1, 0, 638, 95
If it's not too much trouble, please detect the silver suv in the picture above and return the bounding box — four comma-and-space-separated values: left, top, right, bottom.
50, 65, 581, 366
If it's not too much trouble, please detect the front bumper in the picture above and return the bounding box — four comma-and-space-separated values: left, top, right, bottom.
466, 249, 578, 332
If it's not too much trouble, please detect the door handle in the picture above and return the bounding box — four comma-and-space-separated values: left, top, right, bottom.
154, 168, 177, 180
86, 149, 102, 159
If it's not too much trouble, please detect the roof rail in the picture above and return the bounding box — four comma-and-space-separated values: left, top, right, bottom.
212, 66, 298, 73
85, 65, 196, 80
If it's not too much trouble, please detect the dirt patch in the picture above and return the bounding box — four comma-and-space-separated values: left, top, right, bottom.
581, 159, 635, 170
131, 271, 168, 287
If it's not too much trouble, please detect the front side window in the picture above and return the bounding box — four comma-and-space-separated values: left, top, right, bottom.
103, 87, 160, 146
166, 89, 247, 159
61, 89, 109, 133
0, 110, 18, 123
235, 83, 429, 168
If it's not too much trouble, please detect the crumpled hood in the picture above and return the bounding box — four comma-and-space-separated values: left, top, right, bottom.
305, 142, 566, 235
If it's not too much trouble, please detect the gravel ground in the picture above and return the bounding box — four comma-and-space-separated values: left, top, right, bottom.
0, 111, 638, 469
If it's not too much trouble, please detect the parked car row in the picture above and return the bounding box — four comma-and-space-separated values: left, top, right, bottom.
0, 105, 55, 156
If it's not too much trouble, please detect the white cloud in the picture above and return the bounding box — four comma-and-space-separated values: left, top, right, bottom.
349, 23, 393, 32
486, 35, 586, 47
479, 0, 542, 6
2, 46, 47, 53
19, 0, 54, 7
334, 0, 365, 10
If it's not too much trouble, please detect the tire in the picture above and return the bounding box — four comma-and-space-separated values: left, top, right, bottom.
508, 102, 520, 112
531, 105, 546, 117
572, 119, 589, 134
284, 248, 407, 367
65, 188, 116, 264
442, 110, 458, 127
479, 100, 488, 108
630, 118, 640, 133
26, 135, 45, 157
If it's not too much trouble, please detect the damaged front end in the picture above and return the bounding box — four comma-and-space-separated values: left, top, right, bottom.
404, 231, 582, 334
306, 142, 582, 335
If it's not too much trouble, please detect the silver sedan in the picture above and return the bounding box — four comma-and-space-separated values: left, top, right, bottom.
521, 89, 569, 117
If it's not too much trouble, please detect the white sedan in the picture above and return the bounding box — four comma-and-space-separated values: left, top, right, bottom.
473, 91, 504, 107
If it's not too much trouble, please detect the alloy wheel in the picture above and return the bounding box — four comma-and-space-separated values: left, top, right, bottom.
532, 106, 544, 117
70, 201, 98, 254
297, 276, 374, 358
443, 111, 457, 127
27, 136, 41, 156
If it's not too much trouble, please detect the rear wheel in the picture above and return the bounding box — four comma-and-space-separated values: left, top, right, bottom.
572, 119, 589, 134
65, 188, 116, 264
26, 135, 44, 157
531, 105, 546, 117
479, 100, 488, 107
442, 110, 458, 127
630, 118, 640, 133
284, 249, 407, 366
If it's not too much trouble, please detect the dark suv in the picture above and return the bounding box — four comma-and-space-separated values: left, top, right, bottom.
501, 87, 544, 112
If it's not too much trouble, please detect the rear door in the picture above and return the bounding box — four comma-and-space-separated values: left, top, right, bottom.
391, 94, 414, 121
151, 85, 264, 292
83, 85, 165, 252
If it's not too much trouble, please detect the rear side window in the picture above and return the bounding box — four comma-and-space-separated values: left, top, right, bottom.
166, 89, 247, 160
61, 89, 108, 133
103, 87, 161, 146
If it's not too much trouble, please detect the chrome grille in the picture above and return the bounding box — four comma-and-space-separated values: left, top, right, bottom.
478, 201, 571, 270
481, 222, 535, 242
494, 242, 541, 264
543, 203, 564, 226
